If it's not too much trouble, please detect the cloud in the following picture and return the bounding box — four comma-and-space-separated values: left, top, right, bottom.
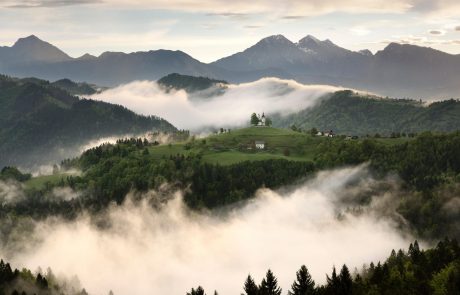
0, 180, 25, 204
3, 0, 101, 8
90, 77, 343, 131
243, 25, 263, 29
6, 166, 413, 295
280, 15, 306, 19
3, 0, 460, 19
429, 30, 445, 35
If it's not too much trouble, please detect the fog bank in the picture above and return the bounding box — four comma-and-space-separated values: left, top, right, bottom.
2, 166, 414, 295
90, 78, 343, 130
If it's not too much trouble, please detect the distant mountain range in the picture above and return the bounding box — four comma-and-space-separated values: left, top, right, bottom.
0, 74, 176, 168
1, 34, 460, 99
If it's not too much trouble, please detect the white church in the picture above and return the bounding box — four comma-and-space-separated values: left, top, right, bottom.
257, 113, 267, 127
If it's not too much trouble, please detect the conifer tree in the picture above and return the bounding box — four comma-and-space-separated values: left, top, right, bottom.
250, 113, 260, 126
259, 269, 282, 295
326, 266, 340, 293
288, 265, 315, 295
243, 275, 259, 295
186, 286, 206, 295
339, 265, 353, 295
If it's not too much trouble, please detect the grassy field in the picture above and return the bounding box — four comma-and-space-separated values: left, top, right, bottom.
147, 127, 330, 165
25, 171, 80, 190
144, 127, 416, 166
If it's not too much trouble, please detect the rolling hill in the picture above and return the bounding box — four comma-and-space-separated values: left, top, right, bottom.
273, 90, 460, 136
0, 74, 176, 168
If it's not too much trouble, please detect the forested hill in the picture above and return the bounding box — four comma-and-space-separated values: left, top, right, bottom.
273, 90, 460, 136
157, 73, 228, 95
0, 74, 176, 168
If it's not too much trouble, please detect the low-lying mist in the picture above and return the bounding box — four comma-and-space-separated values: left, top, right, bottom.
3, 166, 413, 295
90, 78, 344, 130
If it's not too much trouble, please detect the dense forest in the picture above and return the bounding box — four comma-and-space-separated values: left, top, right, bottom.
0, 74, 176, 168
157, 73, 228, 93
1, 132, 460, 241
0, 259, 88, 295
188, 239, 460, 295
273, 90, 460, 136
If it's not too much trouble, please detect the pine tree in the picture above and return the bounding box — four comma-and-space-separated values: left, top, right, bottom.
288, 265, 315, 295
339, 265, 353, 295
250, 113, 260, 126
243, 275, 259, 295
326, 266, 340, 294
259, 269, 282, 295
186, 286, 206, 295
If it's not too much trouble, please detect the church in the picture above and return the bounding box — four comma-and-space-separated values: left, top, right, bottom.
258, 113, 266, 127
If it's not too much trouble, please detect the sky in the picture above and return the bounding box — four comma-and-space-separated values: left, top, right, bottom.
0, 0, 460, 62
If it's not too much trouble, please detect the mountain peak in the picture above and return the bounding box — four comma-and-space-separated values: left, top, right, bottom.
13, 35, 44, 47
9, 35, 72, 63
359, 49, 373, 56
77, 53, 97, 60
258, 35, 292, 45
299, 35, 321, 44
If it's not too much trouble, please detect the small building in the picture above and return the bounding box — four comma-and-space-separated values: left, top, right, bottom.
255, 141, 265, 149
258, 113, 267, 127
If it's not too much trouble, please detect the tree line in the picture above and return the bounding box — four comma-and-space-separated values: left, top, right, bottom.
187, 239, 460, 295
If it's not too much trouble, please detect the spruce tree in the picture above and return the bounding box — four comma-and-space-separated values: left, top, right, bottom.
339, 265, 353, 295
186, 286, 206, 295
259, 269, 282, 295
288, 265, 315, 295
250, 113, 260, 126
243, 275, 259, 295
326, 266, 340, 293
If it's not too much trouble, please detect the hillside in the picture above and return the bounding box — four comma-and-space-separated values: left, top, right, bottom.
6, 128, 460, 240
0, 74, 176, 168
157, 73, 227, 93
274, 90, 460, 136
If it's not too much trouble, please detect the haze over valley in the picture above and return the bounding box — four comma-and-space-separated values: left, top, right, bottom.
1, 1, 460, 295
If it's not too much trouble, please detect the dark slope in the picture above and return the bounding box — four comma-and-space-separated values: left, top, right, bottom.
274, 90, 460, 135
0, 75, 176, 168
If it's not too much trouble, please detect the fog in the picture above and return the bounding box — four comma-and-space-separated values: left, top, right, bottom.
90, 78, 344, 130
4, 166, 413, 295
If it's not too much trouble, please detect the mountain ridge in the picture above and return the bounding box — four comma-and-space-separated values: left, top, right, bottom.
1, 34, 460, 99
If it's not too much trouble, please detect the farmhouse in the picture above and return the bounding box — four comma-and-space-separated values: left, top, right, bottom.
255, 141, 265, 149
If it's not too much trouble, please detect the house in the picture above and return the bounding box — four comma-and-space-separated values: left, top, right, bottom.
255, 141, 265, 149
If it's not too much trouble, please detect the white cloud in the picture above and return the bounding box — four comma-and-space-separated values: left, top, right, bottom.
90, 78, 343, 131
8, 166, 413, 295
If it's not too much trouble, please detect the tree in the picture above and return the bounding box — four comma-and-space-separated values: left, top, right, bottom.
259, 269, 282, 295
326, 266, 340, 293
251, 113, 260, 126
289, 265, 315, 295
339, 265, 353, 295
265, 117, 273, 126
243, 275, 259, 295
186, 286, 206, 295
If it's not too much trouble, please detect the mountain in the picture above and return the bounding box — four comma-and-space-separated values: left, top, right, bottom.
0, 35, 72, 66
2, 34, 460, 98
0, 74, 176, 168
213, 35, 312, 73
0, 35, 228, 86
273, 90, 460, 135
214, 36, 460, 99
